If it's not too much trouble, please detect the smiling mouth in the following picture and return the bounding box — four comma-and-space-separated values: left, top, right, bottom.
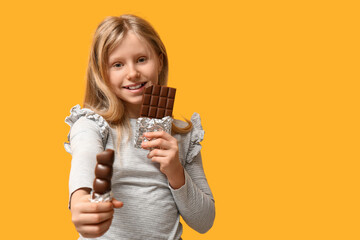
123, 82, 147, 90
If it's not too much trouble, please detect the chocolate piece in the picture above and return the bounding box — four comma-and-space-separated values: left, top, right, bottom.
93, 178, 111, 194
95, 164, 113, 180
96, 149, 114, 166
92, 149, 114, 198
139, 85, 176, 119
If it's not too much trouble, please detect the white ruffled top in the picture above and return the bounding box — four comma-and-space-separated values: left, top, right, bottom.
64, 104, 214, 239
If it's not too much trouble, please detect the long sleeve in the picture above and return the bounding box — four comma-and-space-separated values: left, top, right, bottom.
170, 152, 215, 233
65, 105, 111, 204
68, 117, 105, 198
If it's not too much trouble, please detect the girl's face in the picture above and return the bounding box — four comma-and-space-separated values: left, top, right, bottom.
107, 31, 163, 117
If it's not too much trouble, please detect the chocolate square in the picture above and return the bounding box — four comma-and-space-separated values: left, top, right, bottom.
150, 95, 159, 106
158, 97, 167, 108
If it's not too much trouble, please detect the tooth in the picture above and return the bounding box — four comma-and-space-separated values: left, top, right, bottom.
129, 84, 142, 90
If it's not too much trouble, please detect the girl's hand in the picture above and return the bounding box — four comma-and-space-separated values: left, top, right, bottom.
141, 131, 185, 189
70, 189, 123, 238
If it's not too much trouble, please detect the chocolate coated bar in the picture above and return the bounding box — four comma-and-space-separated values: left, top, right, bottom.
140, 85, 176, 118
92, 149, 114, 196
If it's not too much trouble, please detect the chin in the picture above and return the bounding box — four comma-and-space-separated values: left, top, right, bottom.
123, 100, 142, 107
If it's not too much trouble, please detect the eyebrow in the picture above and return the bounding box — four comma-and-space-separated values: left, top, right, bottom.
108, 57, 123, 64
108, 50, 153, 64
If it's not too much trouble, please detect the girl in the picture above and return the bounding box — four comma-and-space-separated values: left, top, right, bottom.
64, 14, 215, 239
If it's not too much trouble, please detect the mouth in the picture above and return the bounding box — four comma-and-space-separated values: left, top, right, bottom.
123, 82, 147, 90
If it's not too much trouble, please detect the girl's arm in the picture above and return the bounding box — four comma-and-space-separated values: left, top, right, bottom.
68, 117, 123, 237
142, 131, 215, 233
170, 152, 215, 233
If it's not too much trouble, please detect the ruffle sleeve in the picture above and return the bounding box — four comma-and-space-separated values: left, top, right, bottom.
64, 104, 110, 154
185, 113, 205, 164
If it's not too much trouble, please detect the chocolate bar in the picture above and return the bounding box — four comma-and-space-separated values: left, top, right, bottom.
92, 149, 114, 198
140, 85, 176, 118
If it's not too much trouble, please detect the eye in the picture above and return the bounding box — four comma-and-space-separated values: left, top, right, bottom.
112, 62, 123, 68
138, 57, 147, 63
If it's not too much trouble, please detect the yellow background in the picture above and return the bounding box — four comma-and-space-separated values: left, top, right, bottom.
0, 0, 359, 239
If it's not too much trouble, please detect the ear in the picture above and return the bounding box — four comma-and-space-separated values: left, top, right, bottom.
158, 53, 164, 73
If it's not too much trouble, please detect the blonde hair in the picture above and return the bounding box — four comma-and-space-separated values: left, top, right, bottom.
83, 14, 191, 149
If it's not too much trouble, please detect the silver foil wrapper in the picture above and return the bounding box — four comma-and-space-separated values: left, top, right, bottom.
90, 191, 113, 203
134, 116, 173, 148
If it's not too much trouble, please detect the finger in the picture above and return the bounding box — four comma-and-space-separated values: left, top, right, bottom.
143, 131, 172, 141
81, 201, 114, 213
150, 156, 167, 164
76, 211, 114, 225
78, 218, 113, 238
111, 198, 124, 208
142, 138, 171, 150
147, 149, 167, 158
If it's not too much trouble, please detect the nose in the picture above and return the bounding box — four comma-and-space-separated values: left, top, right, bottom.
126, 64, 140, 80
